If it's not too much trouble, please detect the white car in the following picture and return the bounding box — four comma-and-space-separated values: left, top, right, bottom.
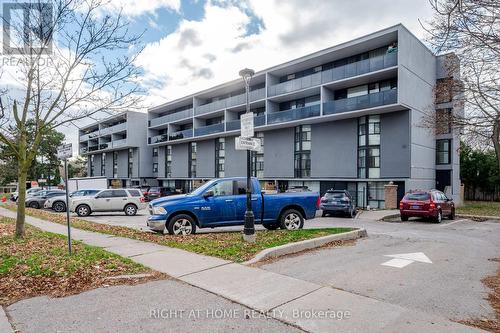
44, 189, 101, 212
11, 187, 43, 201
69, 188, 146, 217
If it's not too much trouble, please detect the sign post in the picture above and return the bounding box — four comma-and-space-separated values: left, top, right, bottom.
57, 143, 73, 255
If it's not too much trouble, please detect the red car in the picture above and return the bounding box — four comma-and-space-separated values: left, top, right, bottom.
399, 190, 455, 223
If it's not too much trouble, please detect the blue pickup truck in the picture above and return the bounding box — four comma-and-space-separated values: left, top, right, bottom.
147, 177, 320, 235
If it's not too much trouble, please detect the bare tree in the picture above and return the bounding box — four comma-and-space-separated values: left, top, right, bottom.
421, 0, 499, 171
0, 0, 143, 237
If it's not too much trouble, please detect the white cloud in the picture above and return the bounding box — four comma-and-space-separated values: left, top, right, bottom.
135, 0, 434, 106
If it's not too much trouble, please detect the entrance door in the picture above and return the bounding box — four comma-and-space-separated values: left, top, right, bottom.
436, 170, 451, 192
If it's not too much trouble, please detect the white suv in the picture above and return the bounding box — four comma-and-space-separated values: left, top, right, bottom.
70, 188, 146, 217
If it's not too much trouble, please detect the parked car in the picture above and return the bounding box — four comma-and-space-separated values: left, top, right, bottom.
44, 189, 101, 212
320, 189, 356, 218
144, 187, 178, 201
11, 187, 43, 201
399, 190, 455, 223
69, 188, 146, 217
147, 177, 320, 235
25, 190, 66, 209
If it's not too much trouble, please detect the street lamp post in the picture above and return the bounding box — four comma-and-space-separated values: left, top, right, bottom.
239, 68, 255, 243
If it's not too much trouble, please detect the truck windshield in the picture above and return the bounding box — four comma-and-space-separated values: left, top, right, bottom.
190, 179, 217, 196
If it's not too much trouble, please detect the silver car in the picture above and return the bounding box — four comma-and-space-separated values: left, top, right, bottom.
44, 189, 101, 212
69, 188, 146, 217
25, 190, 66, 209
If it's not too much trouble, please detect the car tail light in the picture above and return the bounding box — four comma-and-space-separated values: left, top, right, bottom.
399, 201, 404, 209
429, 200, 436, 209
316, 196, 321, 209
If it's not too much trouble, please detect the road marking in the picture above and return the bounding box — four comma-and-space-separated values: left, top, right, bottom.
381, 252, 432, 268
438, 219, 467, 227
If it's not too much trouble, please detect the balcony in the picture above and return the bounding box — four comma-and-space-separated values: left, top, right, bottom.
79, 147, 88, 154
195, 88, 265, 116
194, 123, 224, 136
149, 133, 169, 144
323, 89, 397, 115
149, 109, 193, 127
100, 122, 126, 135
88, 145, 99, 152
169, 128, 193, 141
267, 104, 320, 125
80, 130, 99, 141
268, 52, 398, 97
112, 139, 127, 148
226, 115, 266, 131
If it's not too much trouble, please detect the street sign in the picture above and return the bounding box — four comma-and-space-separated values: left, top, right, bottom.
235, 136, 261, 152
57, 143, 73, 160
240, 112, 254, 138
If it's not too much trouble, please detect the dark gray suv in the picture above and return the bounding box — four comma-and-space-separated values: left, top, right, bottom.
320, 190, 356, 218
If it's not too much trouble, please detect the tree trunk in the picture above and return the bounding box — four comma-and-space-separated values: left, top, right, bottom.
15, 165, 27, 238
493, 118, 500, 175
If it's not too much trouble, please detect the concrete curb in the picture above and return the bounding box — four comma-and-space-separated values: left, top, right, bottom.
0, 307, 14, 333
242, 229, 367, 265
457, 214, 500, 221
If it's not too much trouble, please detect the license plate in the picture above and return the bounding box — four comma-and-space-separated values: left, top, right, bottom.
411, 205, 420, 209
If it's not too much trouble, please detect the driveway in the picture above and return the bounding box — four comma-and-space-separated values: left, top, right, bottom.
258, 216, 500, 322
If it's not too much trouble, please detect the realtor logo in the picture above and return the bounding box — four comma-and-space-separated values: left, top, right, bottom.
2, 2, 53, 55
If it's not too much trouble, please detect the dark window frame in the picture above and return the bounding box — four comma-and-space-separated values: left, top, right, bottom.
294, 125, 311, 178
436, 139, 451, 165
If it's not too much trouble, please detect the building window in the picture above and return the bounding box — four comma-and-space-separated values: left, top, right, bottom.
436, 109, 452, 134
189, 142, 197, 178
153, 147, 158, 157
153, 163, 158, 173
165, 145, 172, 178
90, 155, 95, 177
113, 151, 118, 178
252, 132, 264, 178
358, 115, 381, 178
294, 125, 311, 178
436, 139, 451, 164
215, 138, 225, 178
101, 153, 106, 176
128, 148, 133, 178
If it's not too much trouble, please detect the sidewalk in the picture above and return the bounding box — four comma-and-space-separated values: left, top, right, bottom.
357, 209, 399, 220
0, 208, 483, 333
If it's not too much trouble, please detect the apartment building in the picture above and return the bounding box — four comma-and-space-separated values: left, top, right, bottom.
76, 24, 461, 207
78, 111, 155, 188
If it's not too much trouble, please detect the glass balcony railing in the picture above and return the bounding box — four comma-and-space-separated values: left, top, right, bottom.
226, 115, 266, 131
149, 134, 169, 144
112, 139, 127, 148
80, 130, 99, 141
195, 88, 265, 116
268, 52, 398, 97
149, 109, 193, 127
267, 104, 320, 125
88, 145, 99, 152
169, 128, 193, 141
194, 123, 225, 136
99, 143, 111, 150
100, 122, 126, 135
323, 89, 397, 115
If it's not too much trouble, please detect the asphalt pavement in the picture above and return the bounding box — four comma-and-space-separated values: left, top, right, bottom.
259, 216, 500, 322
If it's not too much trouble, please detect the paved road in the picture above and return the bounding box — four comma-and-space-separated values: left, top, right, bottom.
259, 216, 500, 322
7, 280, 303, 333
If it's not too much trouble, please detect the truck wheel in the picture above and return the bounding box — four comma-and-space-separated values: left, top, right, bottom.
279, 209, 304, 230
263, 223, 279, 230
53, 201, 66, 213
76, 204, 91, 217
124, 204, 138, 216
167, 214, 196, 236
